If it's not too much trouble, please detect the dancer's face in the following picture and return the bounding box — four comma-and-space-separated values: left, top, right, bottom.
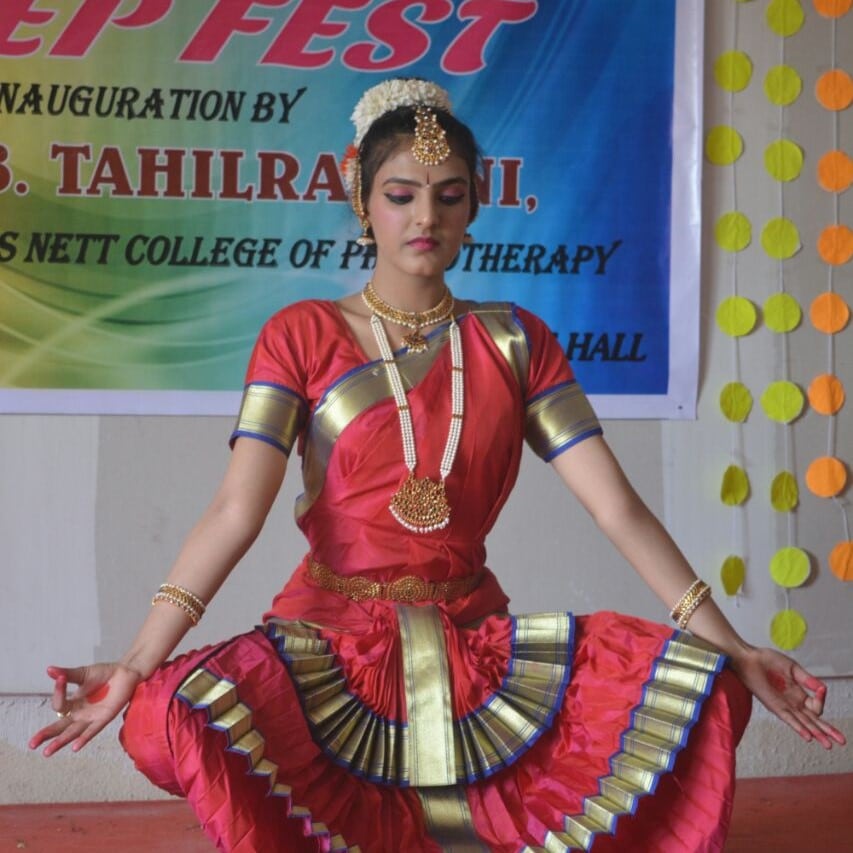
366, 142, 471, 283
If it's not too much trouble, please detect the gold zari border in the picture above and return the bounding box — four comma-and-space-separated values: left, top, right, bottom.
417, 786, 489, 852
264, 612, 574, 787
232, 383, 307, 456
525, 381, 601, 461
398, 605, 456, 786
176, 667, 360, 852
474, 303, 530, 395
519, 631, 726, 852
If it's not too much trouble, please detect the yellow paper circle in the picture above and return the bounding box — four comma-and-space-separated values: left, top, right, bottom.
771, 471, 799, 512
721, 465, 750, 506
829, 541, 853, 581
817, 224, 853, 266
767, 0, 805, 36
805, 456, 847, 497
763, 293, 802, 333
765, 65, 803, 106
764, 139, 804, 182
816, 69, 853, 111
769, 547, 811, 588
714, 51, 753, 92
720, 382, 753, 422
808, 373, 845, 415
818, 150, 853, 193
715, 212, 752, 252
760, 381, 805, 423
721, 555, 746, 596
770, 609, 807, 650
761, 217, 801, 260
716, 296, 758, 337
810, 292, 850, 334
706, 126, 744, 166
813, 0, 852, 17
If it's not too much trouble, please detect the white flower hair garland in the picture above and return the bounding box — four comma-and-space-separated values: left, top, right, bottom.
350, 78, 452, 148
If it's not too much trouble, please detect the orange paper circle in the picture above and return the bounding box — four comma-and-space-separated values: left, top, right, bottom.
810, 292, 850, 333
808, 373, 846, 414
805, 456, 847, 497
817, 224, 853, 265
818, 150, 853, 193
816, 69, 853, 111
829, 541, 853, 581
813, 0, 852, 16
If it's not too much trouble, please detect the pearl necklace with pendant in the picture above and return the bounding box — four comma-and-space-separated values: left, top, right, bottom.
368, 305, 463, 534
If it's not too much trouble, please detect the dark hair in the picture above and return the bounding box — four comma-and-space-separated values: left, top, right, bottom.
358, 105, 482, 223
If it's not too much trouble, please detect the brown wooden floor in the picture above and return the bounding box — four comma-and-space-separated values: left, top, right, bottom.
1, 774, 851, 851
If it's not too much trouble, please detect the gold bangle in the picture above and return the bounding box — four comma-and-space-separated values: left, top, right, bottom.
670, 579, 703, 620
152, 592, 201, 625
158, 583, 206, 615
670, 580, 711, 630
677, 584, 711, 629
152, 583, 205, 626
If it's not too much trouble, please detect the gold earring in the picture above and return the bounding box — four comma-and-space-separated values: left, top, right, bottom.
357, 220, 375, 247
351, 158, 375, 246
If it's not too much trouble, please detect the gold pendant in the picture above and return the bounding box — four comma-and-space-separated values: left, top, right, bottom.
402, 330, 428, 353
389, 473, 450, 533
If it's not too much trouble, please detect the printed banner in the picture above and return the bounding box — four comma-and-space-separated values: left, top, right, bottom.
0, 1, 701, 418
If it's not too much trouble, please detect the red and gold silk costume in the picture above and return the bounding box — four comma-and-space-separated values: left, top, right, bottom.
121, 300, 750, 852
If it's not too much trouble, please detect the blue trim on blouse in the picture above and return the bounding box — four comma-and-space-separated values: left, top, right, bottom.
526, 378, 578, 407
542, 426, 604, 462
229, 429, 290, 455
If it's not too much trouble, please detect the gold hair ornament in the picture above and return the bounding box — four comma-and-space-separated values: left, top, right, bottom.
411, 106, 451, 166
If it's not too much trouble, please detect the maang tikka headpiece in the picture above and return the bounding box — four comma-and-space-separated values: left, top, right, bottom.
411, 106, 451, 166
342, 79, 453, 245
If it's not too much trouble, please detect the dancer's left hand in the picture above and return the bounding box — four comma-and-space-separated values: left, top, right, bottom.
730, 645, 846, 749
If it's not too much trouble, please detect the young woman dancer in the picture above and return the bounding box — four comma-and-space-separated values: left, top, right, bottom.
32, 79, 844, 852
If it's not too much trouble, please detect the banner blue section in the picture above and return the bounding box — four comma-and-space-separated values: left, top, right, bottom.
433, 2, 678, 396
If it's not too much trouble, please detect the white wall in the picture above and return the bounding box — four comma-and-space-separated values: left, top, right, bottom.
2, 0, 852, 804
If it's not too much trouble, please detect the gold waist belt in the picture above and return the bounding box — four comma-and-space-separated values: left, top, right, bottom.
308, 558, 481, 603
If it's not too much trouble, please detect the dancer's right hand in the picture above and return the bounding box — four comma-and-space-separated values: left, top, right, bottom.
28, 662, 143, 756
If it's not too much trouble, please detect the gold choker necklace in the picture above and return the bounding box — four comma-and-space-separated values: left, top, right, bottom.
369, 309, 463, 533
362, 281, 454, 353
